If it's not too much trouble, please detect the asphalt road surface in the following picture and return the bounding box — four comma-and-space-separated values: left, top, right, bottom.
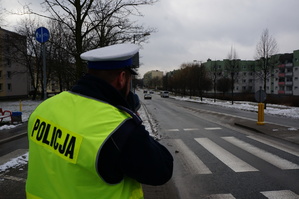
140, 92, 299, 198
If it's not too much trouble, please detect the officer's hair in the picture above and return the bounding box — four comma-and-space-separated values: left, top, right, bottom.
88, 68, 130, 83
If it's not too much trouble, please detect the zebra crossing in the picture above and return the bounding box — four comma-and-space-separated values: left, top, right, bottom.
168, 134, 299, 198
207, 190, 299, 199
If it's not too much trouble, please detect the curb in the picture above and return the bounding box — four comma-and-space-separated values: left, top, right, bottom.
0, 132, 27, 145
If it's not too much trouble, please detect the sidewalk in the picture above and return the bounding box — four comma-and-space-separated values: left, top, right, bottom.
234, 118, 299, 145
0, 123, 27, 145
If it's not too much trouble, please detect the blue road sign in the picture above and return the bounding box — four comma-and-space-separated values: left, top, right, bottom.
35, 27, 50, 43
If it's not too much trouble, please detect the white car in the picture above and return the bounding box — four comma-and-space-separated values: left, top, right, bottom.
144, 94, 152, 100
161, 91, 169, 98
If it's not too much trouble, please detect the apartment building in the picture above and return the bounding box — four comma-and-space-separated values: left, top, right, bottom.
204, 49, 299, 96
0, 27, 29, 99
143, 70, 163, 88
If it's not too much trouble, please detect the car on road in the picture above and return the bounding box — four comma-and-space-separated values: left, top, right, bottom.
161, 91, 169, 98
144, 94, 152, 100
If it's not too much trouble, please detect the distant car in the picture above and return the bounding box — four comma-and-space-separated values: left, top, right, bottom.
161, 91, 169, 98
150, 91, 154, 94
144, 94, 152, 100
143, 90, 148, 93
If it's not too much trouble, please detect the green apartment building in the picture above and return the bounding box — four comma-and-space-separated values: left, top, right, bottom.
203, 49, 299, 96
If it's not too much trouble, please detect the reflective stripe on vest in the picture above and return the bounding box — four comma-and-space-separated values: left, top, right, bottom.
26, 91, 143, 199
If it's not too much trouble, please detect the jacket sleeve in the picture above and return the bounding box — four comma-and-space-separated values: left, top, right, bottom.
118, 120, 174, 185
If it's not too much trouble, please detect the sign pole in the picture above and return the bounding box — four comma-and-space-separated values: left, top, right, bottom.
42, 43, 47, 100
35, 27, 50, 100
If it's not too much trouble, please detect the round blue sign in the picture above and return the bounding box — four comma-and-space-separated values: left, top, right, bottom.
35, 27, 50, 43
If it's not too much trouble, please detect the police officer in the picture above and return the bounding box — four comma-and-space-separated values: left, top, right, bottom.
26, 44, 173, 199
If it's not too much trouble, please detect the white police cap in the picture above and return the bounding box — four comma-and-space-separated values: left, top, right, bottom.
80, 43, 140, 75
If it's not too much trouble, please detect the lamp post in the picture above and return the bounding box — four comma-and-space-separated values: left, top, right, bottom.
131, 33, 150, 93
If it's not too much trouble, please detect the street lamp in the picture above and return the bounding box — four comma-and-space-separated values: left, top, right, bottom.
131, 32, 151, 93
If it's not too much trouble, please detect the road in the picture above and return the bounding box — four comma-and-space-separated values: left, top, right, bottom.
140, 92, 299, 198
1, 92, 299, 199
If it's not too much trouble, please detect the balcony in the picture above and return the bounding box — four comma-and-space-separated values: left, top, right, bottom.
278, 90, 285, 94
278, 82, 285, 86
285, 81, 293, 86
278, 64, 285, 68
278, 73, 285, 77
285, 72, 293, 77
285, 63, 293, 68
285, 90, 293, 95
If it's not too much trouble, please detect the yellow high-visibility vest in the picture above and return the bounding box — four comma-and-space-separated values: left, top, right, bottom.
26, 91, 143, 199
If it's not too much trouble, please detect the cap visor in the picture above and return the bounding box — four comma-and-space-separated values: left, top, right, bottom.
128, 68, 138, 75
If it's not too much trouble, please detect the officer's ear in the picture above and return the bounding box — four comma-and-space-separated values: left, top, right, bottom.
114, 71, 127, 90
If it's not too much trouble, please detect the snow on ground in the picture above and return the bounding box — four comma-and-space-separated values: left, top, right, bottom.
0, 96, 298, 172
172, 96, 299, 119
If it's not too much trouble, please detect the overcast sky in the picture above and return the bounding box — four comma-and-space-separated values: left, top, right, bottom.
3, 0, 299, 77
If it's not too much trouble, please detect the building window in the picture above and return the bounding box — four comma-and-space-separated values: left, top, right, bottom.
7, 71, 11, 79
7, 83, 11, 91
0, 83, 2, 91
6, 59, 11, 67
0, 71, 2, 78
7, 84, 11, 91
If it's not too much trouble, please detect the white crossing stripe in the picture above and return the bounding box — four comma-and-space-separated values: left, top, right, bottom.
171, 139, 212, 174
166, 129, 180, 132
207, 193, 236, 199
204, 127, 222, 130
260, 190, 299, 199
1, 175, 26, 182
247, 135, 299, 157
183, 128, 199, 131
223, 137, 299, 170
195, 138, 258, 172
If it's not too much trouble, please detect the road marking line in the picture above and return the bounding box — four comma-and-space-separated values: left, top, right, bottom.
183, 128, 199, 131
1, 175, 26, 182
206, 193, 236, 199
247, 135, 299, 157
171, 139, 212, 174
223, 137, 299, 170
165, 129, 180, 132
195, 138, 258, 172
260, 190, 299, 198
205, 127, 222, 130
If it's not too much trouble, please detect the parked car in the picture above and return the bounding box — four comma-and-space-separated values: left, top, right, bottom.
161, 91, 169, 98
144, 94, 152, 100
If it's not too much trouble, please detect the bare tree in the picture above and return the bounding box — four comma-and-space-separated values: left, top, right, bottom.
0, 0, 6, 27
255, 28, 278, 92
24, 0, 157, 79
206, 59, 223, 102
225, 46, 240, 104
217, 77, 231, 96
14, 18, 44, 100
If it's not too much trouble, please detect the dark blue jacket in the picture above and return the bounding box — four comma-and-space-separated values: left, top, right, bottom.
71, 74, 173, 185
